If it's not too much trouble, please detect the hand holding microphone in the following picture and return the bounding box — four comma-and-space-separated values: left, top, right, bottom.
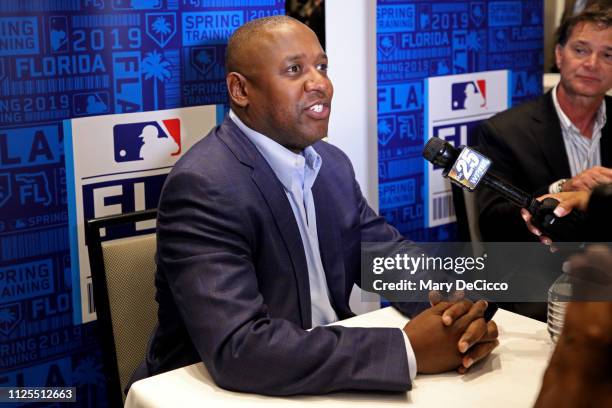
521, 191, 592, 246
422, 137, 587, 242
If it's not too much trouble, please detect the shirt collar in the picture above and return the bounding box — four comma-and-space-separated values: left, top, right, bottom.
229, 110, 322, 191
552, 83, 607, 138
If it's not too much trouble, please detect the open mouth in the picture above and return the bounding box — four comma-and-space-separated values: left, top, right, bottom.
304, 101, 330, 120
309, 104, 324, 113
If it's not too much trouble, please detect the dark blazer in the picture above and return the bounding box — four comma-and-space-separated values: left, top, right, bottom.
586, 184, 612, 241
476, 93, 612, 242
140, 117, 412, 395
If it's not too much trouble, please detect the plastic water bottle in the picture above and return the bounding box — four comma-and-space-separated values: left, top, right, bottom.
547, 262, 573, 343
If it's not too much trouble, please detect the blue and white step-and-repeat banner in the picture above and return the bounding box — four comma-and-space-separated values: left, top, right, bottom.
65, 106, 219, 324
377, 0, 543, 241
0, 0, 284, 404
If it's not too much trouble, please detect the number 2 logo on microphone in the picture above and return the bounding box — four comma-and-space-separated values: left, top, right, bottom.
448, 147, 491, 191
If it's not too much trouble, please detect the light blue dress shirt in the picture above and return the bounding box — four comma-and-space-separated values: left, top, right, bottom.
229, 110, 338, 326
229, 110, 417, 380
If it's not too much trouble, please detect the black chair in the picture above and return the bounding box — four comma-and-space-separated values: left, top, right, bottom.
85, 209, 158, 407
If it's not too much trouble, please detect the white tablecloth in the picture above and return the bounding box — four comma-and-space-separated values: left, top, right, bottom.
125, 307, 552, 408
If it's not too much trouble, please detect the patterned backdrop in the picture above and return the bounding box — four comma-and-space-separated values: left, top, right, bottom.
0, 1, 284, 406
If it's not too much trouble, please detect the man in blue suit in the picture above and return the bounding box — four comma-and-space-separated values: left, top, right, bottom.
139, 16, 498, 395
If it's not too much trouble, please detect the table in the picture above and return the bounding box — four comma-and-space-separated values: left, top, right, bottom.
125, 307, 553, 408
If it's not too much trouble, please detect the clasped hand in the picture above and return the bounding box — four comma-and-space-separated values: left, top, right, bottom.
403, 296, 498, 375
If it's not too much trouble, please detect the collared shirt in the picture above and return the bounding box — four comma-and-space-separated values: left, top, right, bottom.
550, 84, 607, 192
229, 110, 417, 381
229, 110, 338, 326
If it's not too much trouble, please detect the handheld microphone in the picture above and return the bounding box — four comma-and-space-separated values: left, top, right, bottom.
422, 137, 586, 242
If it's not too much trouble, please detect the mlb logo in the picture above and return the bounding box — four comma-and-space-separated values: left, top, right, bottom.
113, 119, 181, 163
451, 80, 487, 111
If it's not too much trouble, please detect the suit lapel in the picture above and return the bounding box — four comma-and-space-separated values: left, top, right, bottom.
217, 117, 312, 329
531, 94, 612, 174
311, 172, 347, 315
529, 93, 572, 179
250, 167, 313, 328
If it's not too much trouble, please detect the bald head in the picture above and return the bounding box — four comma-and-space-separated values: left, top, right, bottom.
225, 15, 305, 74
224, 15, 332, 151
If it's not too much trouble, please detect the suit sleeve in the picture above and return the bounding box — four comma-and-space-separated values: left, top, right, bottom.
334, 151, 430, 318
156, 168, 411, 396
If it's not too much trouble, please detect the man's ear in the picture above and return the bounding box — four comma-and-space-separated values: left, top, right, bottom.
554, 44, 563, 71
226, 72, 249, 108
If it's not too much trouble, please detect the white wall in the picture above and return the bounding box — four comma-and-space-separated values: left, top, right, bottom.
326, 0, 381, 314
325, 0, 379, 211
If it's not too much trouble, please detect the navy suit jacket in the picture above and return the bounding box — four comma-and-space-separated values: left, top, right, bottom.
141, 117, 414, 395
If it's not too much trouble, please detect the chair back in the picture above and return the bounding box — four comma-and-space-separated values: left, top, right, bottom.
85, 209, 158, 406
451, 185, 484, 256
